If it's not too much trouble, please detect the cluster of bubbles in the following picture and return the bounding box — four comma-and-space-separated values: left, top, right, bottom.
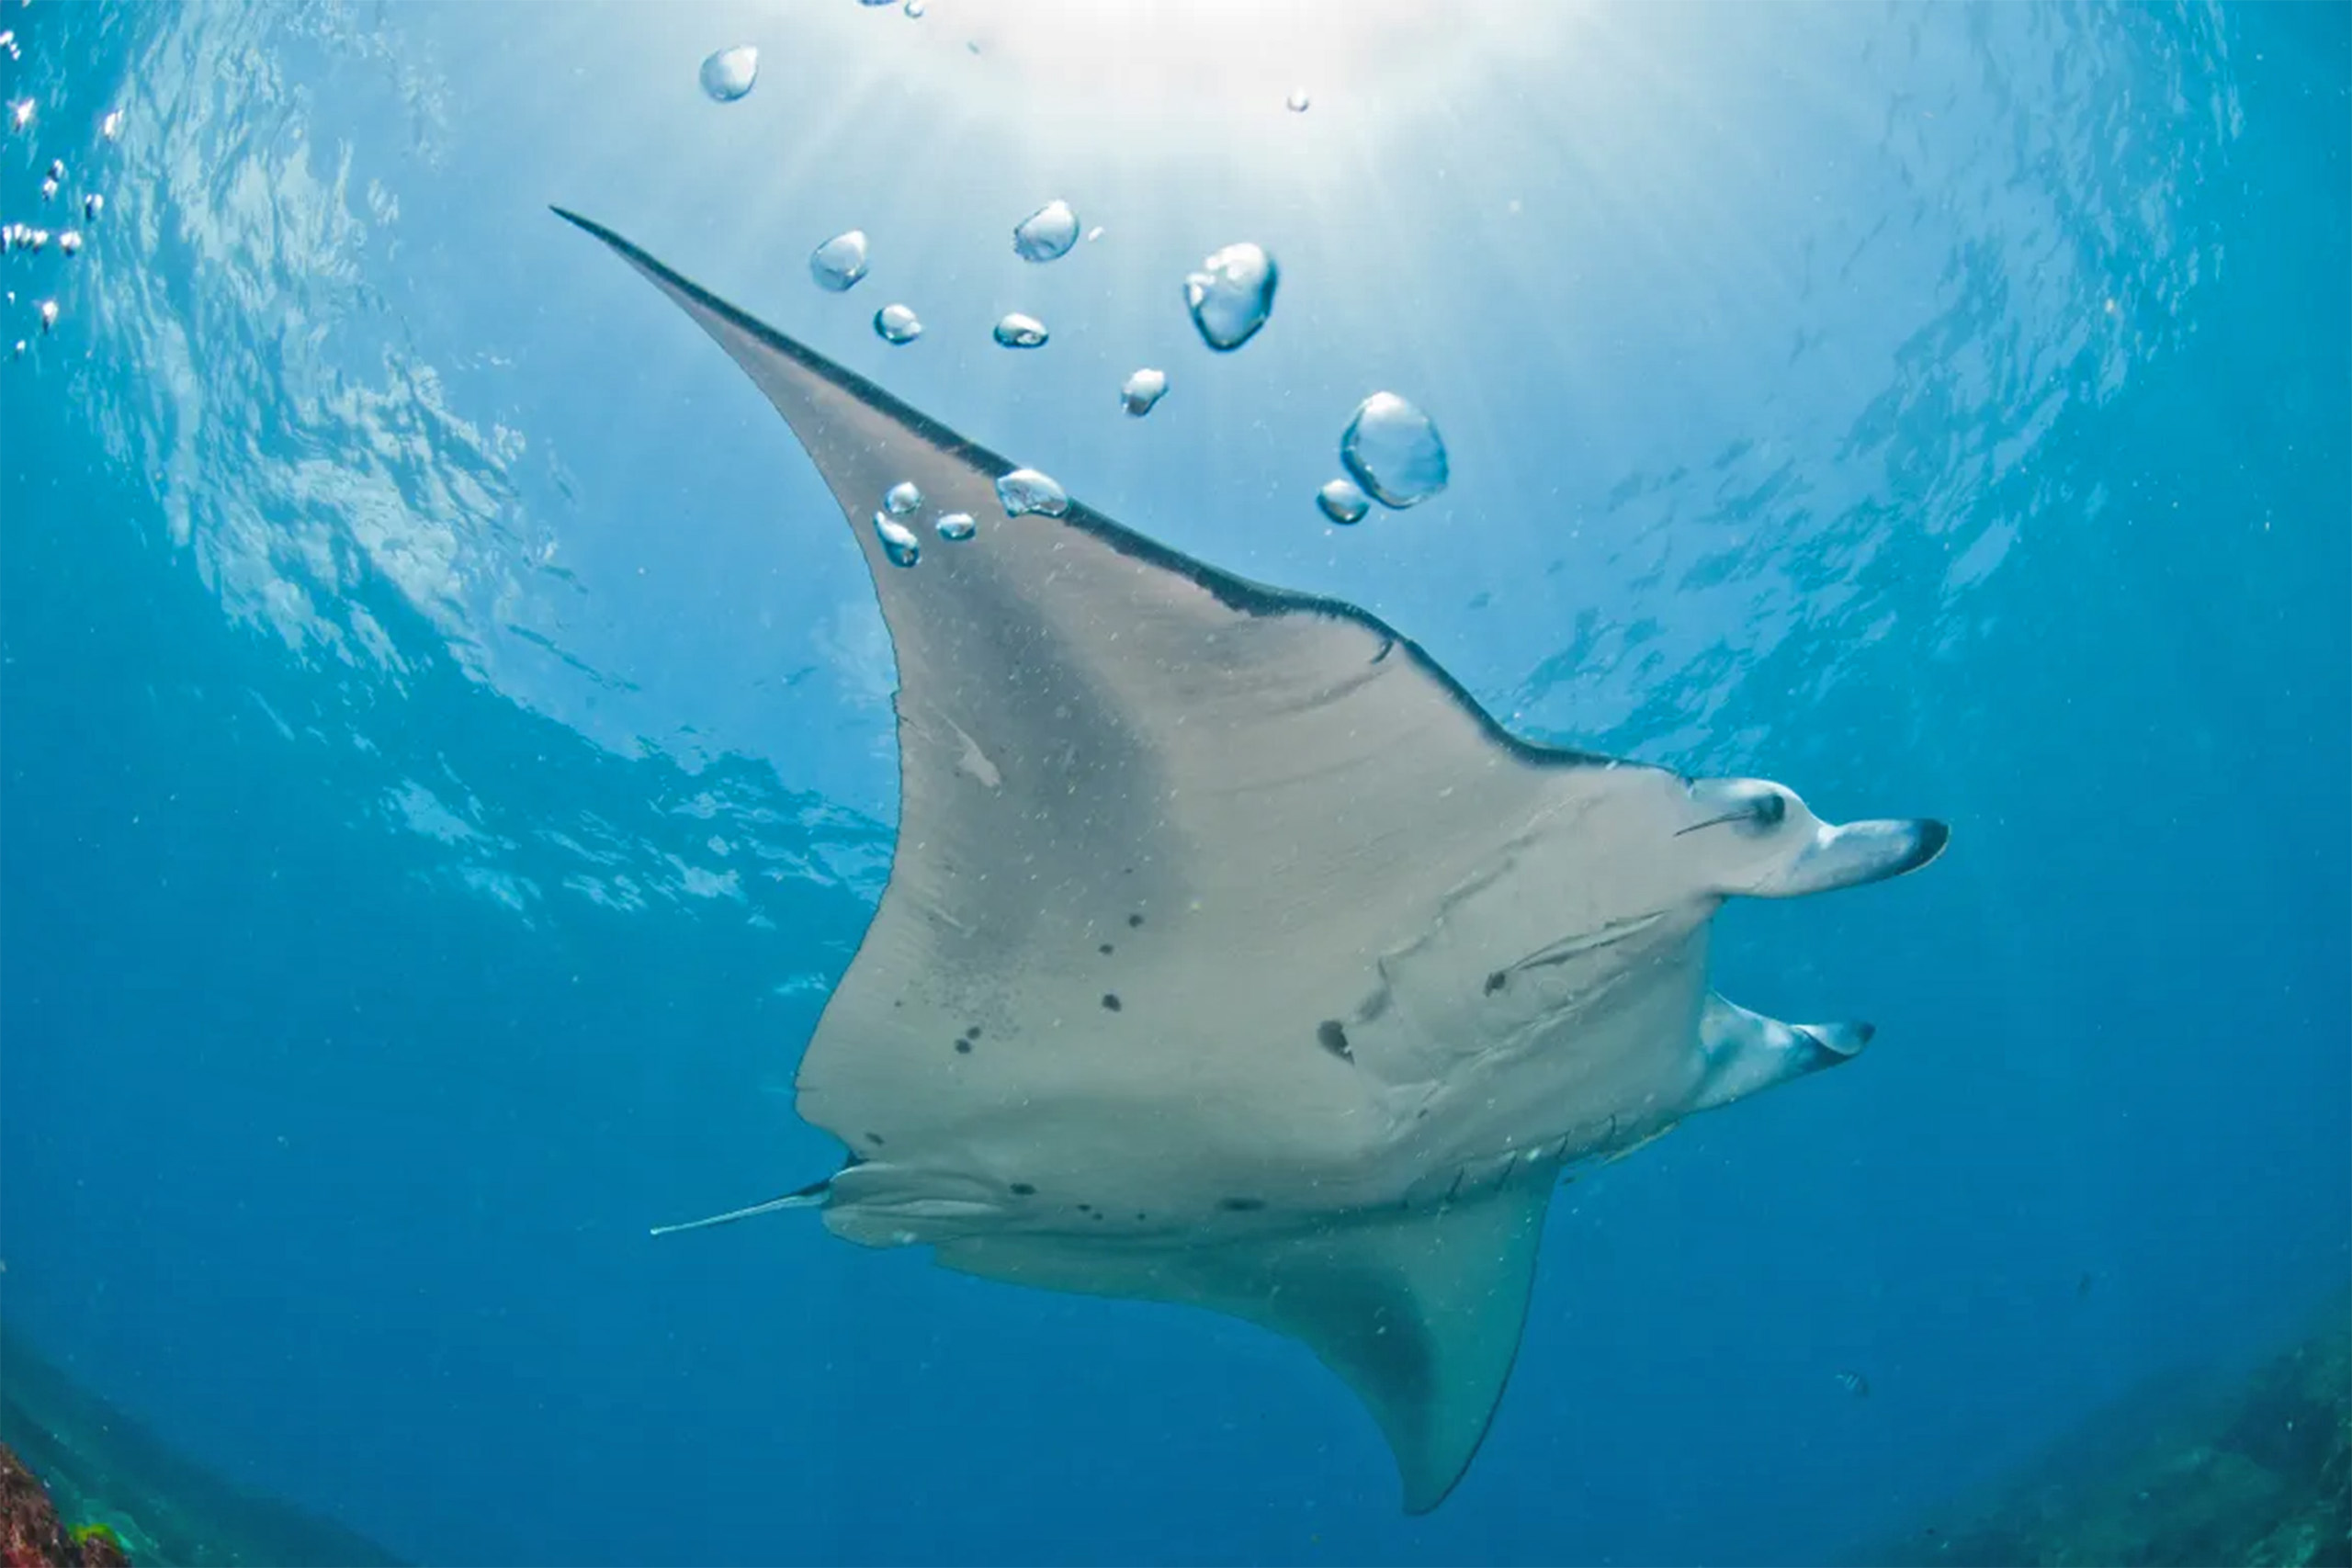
863, 476, 997, 570
3, 57, 121, 363
694, 29, 1443, 531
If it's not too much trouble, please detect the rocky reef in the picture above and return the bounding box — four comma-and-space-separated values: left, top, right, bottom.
1860, 1291, 2350, 1567
2, 1442, 128, 1566
0, 1327, 402, 1567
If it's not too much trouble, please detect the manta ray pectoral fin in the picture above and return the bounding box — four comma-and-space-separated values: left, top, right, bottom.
650, 1176, 832, 1237
1690, 992, 1875, 1114
933, 1187, 1555, 1515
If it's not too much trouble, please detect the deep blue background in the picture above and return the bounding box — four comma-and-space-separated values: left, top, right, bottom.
1, 3, 2344, 1563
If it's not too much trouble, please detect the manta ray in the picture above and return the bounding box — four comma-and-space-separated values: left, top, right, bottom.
559, 208, 1949, 1513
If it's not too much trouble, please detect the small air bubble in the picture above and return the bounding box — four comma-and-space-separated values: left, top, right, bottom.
995, 468, 1069, 517
8, 101, 34, 135
46, 159, 62, 181
699, 44, 759, 101
99, 109, 124, 141
1012, 199, 1080, 263
55, 230, 79, 256
809, 230, 870, 292
80, 192, 102, 221
905, 0, 926, 14
1286, 88, 1311, 111
884, 481, 922, 516
1120, 368, 1168, 417
36, 299, 57, 333
992, 312, 1048, 349
934, 513, 977, 542
1341, 392, 1450, 507
1317, 478, 1370, 525
39, 177, 56, 202
1184, 243, 1277, 351
873, 302, 922, 344
872, 512, 921, 568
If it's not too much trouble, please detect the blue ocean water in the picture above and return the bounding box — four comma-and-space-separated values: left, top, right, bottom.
0, 2, 2343, 1563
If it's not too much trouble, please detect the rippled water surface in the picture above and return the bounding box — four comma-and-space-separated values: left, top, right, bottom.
0, 4, 2344, 1565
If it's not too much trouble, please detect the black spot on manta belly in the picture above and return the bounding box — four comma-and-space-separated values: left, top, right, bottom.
1010, 1182, 1036, 1196
865, 1132, 886, 1146
1098, 943, 1114, 955
1317, 1020, 1352, 1061
1102, 993, 1123, 1012
1218, 1197, 1267, 1213
1127, 913, 1144, 928
954, 1040, 973, 1055
1484, 970, 1509, 995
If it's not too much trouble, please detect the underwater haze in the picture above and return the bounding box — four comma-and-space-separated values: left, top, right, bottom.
1, 2, 2346, 1563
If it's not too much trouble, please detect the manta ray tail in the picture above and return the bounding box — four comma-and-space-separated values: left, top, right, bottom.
650, 1178, 831, 1237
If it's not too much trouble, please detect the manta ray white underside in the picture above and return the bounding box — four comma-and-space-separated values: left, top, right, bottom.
559, 208, 1950, 1514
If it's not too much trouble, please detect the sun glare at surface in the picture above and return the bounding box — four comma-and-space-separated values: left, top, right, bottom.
891, 0, 1586, 122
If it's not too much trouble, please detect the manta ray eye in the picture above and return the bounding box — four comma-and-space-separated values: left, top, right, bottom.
1749, 791, 1787, 829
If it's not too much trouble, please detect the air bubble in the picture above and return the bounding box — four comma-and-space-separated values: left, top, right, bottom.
872, 513, 921, 568
995, 468, 1069, 517
885, 481, 922, 515
934, 513, 977, 542
81, 192, 102, 221
1317, 478, 1370, 525
699, 45, 759, 101
55, 230, 80, 255
99, 109, 123, 141
8, 100, 33, 134
1286, 88, 1311, 111
36, 299, 57, 333
809, 230, 870, 292
992, 312, 1048, 349
1012, 199, 1079, 263
1184, 243, 1277, 351
39, 177, 55, 202
1340, 392, 1449, 508
1120, 368, 1168, 417
874, 302, 922, 344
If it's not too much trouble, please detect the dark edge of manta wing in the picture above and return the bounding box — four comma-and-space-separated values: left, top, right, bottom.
550, 205, 1626, 773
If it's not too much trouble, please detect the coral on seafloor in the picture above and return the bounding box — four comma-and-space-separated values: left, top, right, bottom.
1858, 1291, 2351, 1567
1, 1444, 129, 1566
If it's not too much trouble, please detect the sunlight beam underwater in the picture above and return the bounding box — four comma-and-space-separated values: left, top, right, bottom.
556, 207, 1949, 1515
